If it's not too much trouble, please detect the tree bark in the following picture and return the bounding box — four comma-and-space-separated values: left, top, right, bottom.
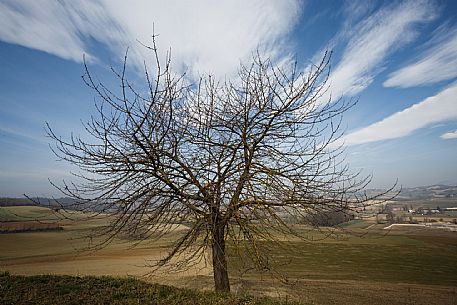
212, 223, 230, 292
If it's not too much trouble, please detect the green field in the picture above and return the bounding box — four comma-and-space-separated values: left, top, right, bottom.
0, 206, 58, 222
1, 206, 457, 305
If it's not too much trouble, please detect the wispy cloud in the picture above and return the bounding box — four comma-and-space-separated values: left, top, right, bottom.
323, 1, 436, 99
0, 0, 301, 77
342, 0, 376, 25
0, 125, 47, 144
0, 1, 124, 63
384, 24, 457, 88
336, 82, 457, 146
441, 129, 457, 139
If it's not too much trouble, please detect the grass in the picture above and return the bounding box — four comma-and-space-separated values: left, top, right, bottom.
0, 272, 303, 305
226, 223, 457, 285
2, 205, 457, 304
2, 207, 457, 286
0, 206, 60, 222
337, 219, 371, 229
239, 239, 457, 285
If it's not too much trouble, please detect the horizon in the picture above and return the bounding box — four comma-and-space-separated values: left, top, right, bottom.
1, 0, 457, 197
1, 183, 457, 201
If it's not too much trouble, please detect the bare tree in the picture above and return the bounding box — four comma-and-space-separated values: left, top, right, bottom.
47, 38, 394, 292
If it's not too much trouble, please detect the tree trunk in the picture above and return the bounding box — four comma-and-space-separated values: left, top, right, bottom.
212, 224, 230, 292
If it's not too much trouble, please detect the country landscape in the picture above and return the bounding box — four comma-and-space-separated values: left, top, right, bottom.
1, 1, 457, 304
2, 185, 457, 304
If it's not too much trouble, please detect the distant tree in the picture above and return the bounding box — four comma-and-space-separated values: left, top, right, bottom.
304, 209, 354, 227
381, 204, 395, 223
47, 37, 394, 292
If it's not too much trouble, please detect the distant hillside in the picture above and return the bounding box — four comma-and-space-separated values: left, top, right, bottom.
0, 197, 76, 208
396, 185, 457, 200
1, 184, 456, 208
363, 185, 457, 201
0, 197, 37, 207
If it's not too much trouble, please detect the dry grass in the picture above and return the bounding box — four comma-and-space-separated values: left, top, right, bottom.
1, 272, 299, 305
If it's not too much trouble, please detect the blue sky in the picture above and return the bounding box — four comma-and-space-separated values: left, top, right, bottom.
0, 0, 456, 197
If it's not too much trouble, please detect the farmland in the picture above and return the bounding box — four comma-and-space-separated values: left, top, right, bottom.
1, 205, 457, 305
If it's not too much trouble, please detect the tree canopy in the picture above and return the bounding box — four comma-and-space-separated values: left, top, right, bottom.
47, 38, 394, 292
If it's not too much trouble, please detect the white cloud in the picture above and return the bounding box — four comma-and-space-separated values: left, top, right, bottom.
0, 1, 123, 63
336, 82, 457, 146
441, 129, 457, 139
0, 0, 301, 78
323, 1, 436, 100
384, 25, 457, 88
